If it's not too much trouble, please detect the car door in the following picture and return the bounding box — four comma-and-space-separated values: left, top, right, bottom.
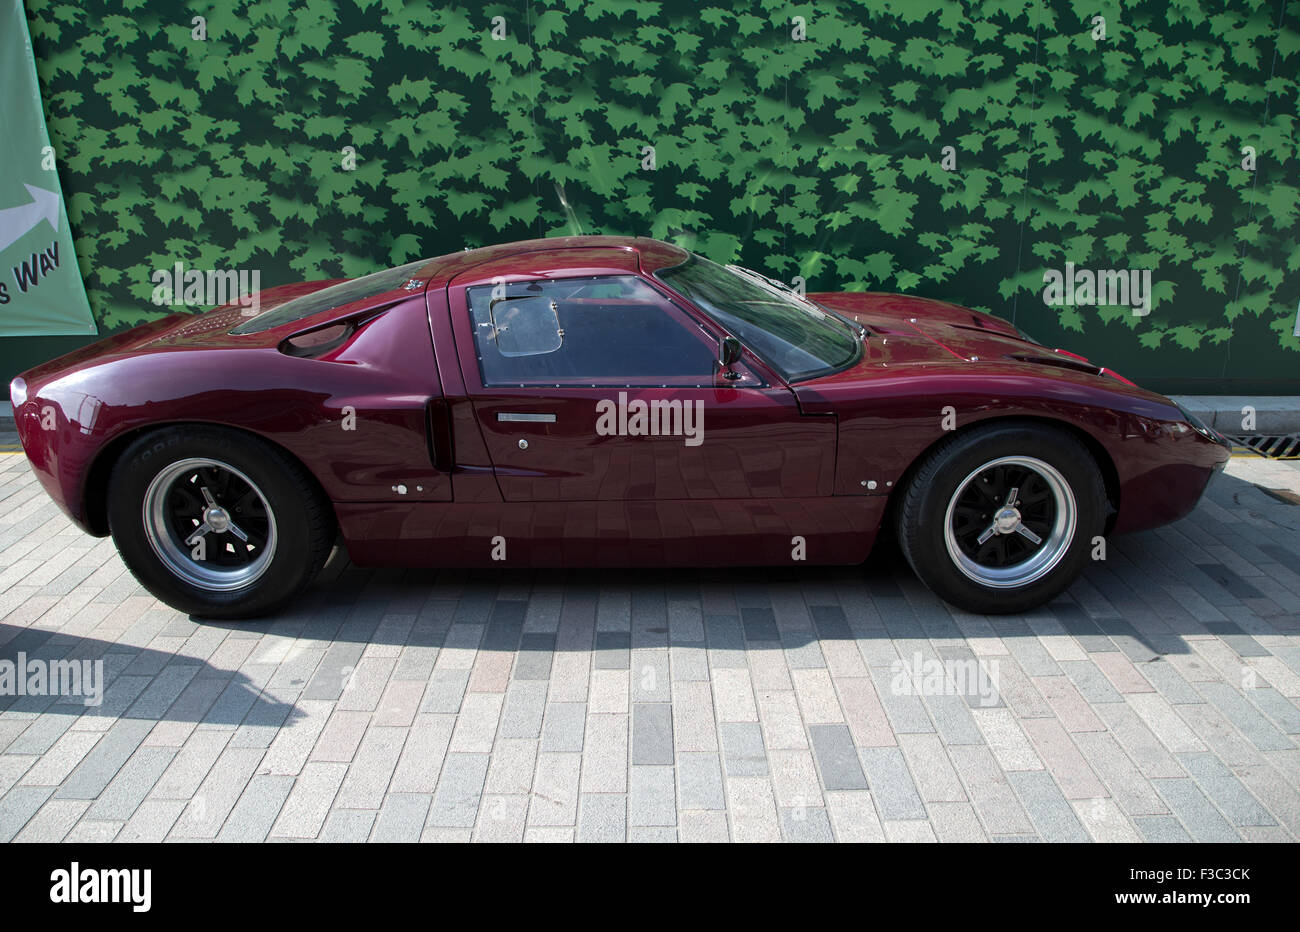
446, 262, 836, 504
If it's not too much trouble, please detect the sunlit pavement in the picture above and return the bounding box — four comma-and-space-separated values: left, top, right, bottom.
0, 447, 1297, 842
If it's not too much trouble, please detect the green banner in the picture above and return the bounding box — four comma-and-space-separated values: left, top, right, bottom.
0, 0, 95, 336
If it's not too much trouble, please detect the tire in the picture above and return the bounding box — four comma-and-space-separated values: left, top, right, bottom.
895, 421, 1106, 614
107, 425, 335, 619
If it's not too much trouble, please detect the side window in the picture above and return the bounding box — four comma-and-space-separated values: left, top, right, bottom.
466, 275, 720, 386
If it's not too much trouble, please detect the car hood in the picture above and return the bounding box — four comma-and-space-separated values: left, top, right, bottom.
809, 291, 1140, 387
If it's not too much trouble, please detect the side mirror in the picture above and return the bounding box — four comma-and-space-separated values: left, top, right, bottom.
489, 295, 564, 357
718, 336, 742, 380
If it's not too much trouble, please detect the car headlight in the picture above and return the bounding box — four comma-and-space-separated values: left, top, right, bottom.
9, 377, 26, 408
1173, 401, 1223, 443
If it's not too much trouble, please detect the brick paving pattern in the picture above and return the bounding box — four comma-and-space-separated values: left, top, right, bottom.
1, 447, 1298, 842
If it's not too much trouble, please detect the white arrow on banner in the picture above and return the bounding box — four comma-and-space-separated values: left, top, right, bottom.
0, 184, 61, 253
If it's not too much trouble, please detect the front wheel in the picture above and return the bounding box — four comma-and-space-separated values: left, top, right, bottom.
107, 426, 335, 619
895, 422, 1106, 614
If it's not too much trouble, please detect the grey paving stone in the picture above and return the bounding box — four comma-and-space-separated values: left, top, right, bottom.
593, 631, 631, 669
1050, 601, 1120, 650
541, 702, 587, 754
529, 752, 580, 826
217, 774, 295, 842
86, 746, 176, 821
1003, 636, 1061, 678
76, 674, 150, 727
922, 693, 986, 746
117, 798, 186, 842
1134, 815, 1194, 842
300, 642, 366, 701
370, 794, 432, 842
869, 665, 936, 734
677, 752, 726, 810
1007, 771, 1091, 843
669, 643, 709, 682
474, 793, 529, 841
1196, 566, 1264, 603
949, 745, 1035, 836
0, 785, 55, 842
1176, 753, 1275, 827
512, 633, 556, 680
498, 680, 548, 739
1139, 659, 1204, 704
335, 726, 407, 809
741, 606, 780, 642
577, 792, 626, 842
1059, 659, 1125, 704
808, 724, 866, 790
1152, 777, 1241, 843
780, 806, 835, 842
16, 798, 90, 842
426, 753, 489, 829
0, 718, 48, 756
630, 649, 671, 702
1197, 683, 1293, 751
169, 746, 263, 838
859, 747, 927, 820
271, 762, 347, 839
420, 669, 471, 714
319, 808, 378, 842
721, 721, 769, 778
629, 765, 676, 827
631, 703, 673, 766
1245, 687, 1300, 735
1072, 731, 1167, 816
202, 666, 277, 729
704, 614, 747, 668
629, 826, 677, 842
128, 664, 202, 720
55, 717, 154, 800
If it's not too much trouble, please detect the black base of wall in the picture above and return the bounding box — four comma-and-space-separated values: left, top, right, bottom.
2, 333, 102, 386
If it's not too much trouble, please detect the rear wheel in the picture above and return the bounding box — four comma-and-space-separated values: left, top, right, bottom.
895, 423, 1105, 614
107, 426, 334, 618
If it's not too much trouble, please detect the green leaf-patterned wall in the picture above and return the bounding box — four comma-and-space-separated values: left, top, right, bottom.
18, 0, 1300, 392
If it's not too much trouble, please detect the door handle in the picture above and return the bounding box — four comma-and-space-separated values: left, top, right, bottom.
496, 412, 557, 423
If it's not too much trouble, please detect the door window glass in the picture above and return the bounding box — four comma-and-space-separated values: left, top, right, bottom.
466, 275, 719, 386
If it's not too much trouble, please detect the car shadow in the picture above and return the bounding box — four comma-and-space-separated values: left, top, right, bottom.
198, 467, 1299, 664
0, 622, 302, 725
2, 469, 1294, 725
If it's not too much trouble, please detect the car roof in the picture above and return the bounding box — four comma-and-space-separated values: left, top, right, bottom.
416, 235, 689, 286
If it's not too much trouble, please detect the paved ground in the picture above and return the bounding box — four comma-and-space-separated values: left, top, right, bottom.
0, 445, 1298, 843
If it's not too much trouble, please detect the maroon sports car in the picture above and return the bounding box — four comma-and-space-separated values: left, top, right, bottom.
11, 236, 1230, 618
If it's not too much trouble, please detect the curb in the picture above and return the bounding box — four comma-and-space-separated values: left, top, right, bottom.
1170, 396, 1300, 436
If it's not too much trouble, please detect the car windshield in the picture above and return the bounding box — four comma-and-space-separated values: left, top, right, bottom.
656, 254, 860, 381
230, 258, 430, 334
